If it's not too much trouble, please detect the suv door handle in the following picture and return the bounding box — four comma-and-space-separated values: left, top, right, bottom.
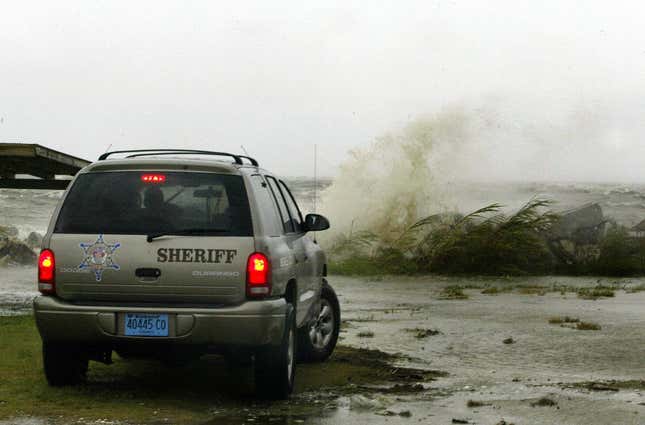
135, 268, 161, 278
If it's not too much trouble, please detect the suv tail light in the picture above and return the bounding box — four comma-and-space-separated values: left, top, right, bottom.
38, 249, 56, 295
246, 252, 271, 298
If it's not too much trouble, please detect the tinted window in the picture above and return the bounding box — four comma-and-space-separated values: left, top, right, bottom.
279, 180, 303, 232
55, 172, 252, 236
250, 175, 282, 236
265, 175, 294, 233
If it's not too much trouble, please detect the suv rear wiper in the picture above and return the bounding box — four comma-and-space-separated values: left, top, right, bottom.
146, 228, 229, 242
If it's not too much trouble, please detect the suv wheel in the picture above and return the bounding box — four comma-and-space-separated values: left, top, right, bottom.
298, 281, 340, 363
42, 342, 89, 386
254, 304, 296, 399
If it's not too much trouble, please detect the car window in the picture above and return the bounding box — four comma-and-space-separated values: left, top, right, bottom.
250, 174, 282, 236
279, 180, 303, 233
265, 175, 295, 233
54, 171, 252, 236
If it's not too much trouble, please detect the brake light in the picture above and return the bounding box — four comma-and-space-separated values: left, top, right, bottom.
141, 174, 166, 183
38, 249, 55, 295
246, 252, 271, 298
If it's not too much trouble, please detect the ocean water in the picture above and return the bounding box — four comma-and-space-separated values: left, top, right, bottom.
3, 179, 645, 241
2, 179, 645, 314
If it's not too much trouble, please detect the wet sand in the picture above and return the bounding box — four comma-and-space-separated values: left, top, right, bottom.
1, 273, 644, 424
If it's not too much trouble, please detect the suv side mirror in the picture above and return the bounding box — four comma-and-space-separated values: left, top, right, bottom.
303, 213, 330, 232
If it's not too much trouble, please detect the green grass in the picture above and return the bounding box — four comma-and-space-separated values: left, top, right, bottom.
438, 285, 469, 300
531, 397, 558, 407
0, 315, 442, 424
517, 286, 547, 296
0, 315, 227, 423
328, 258, 384, 276
481, 286, 514, 295
328, 200, 645, 278
566, 380, 645, 392
548, 316, 580, 324
328, 199, 558, 277
404, 328, 441, 339
548, 316, 600, 330
576, 321, 602, 331
577, 286, 615, 300
481, 286, 500, 295
627, 284, 645, 293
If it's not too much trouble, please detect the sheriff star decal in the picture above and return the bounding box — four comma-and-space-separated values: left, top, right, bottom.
79, 234, 121, 282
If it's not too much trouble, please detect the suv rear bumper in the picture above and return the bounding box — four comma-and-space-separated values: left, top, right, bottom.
33, 296, 287, 348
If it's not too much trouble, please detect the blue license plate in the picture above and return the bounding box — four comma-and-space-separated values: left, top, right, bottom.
124, 313, 169, 337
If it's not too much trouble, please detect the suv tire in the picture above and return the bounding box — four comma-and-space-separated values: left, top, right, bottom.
254, 304, 296, 399
42, 342, 89, 386
298, 281, 340, 363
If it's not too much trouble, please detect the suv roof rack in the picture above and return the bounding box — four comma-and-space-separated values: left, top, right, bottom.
98, 149, 249, 165
238, 155, 259, 166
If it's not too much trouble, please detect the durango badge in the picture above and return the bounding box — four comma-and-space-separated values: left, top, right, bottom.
78, 234, 121, 282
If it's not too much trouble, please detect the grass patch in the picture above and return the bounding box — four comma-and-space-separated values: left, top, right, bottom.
328, 198, 645, 278
577, 286, 615, 300
404, 328, 441, 339
548, 316, 580, 324
411, 199, 557, 275
466, 400, 489, 408
358, 383, 426, 395
548, 316, 600, 330
530, 397, 558, 407
517, 286, 547, 296
627, 284, 645, 293
481, 286, 500, 295
565, 380, 645, 392
0, 315, 445, 424
481, 286, 513, 295
592, 225, 642, 276
329, 199, 558, 277
328, 258, 385, 276
347, 315, 376, 323
438, 285, 468, 300
575, 321, 602, 331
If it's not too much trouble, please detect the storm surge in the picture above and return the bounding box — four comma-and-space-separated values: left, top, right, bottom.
319, 95, 645, 244
318, 109, 468, 245
317, 100, 645, 276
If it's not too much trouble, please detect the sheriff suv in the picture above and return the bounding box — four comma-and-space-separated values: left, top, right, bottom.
33, 149, 340, 399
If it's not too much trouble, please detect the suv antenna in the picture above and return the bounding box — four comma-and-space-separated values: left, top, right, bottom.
313, 144, 318, 244
240, 145, 250, 156
314, 144, 317, 215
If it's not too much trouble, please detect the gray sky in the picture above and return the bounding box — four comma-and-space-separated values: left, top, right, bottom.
1, 1, 645, 179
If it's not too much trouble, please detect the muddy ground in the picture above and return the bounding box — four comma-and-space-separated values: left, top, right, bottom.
1, 274, 645, 424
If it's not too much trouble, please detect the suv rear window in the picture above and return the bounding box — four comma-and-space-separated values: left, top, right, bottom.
54, 171, 252, 236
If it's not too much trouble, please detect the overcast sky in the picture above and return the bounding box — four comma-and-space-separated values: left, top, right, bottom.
1, 1, 645, 179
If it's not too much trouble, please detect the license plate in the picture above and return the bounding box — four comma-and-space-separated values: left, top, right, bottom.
124, 313, 169, 337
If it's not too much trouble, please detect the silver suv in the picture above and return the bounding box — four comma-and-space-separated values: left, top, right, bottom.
33, 149, 340, 399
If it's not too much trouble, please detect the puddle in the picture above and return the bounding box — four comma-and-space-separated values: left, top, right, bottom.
0, 265, 37, 315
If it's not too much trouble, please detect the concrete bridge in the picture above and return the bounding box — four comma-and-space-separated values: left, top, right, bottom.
0, 143, 90, 189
